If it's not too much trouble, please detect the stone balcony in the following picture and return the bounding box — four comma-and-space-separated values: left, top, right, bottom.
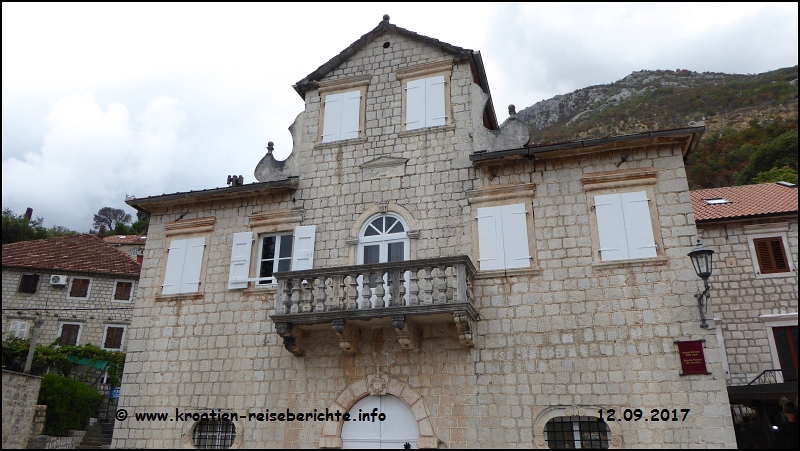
269, 256, 477, 356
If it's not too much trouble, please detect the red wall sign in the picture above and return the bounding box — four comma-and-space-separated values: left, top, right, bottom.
676, 340, 710, 376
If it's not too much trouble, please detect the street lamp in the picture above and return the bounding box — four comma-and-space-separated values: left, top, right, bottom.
688, 239, 714, 328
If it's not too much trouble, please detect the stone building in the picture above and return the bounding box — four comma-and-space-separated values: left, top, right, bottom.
691, 182, 798, 447
113, 17, 736, 448
2, 234, 141, 353
104, 235, 147, 264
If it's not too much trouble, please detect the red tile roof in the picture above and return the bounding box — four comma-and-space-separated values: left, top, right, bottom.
691, 183, 798, 222
2, 234, 141, 277
103, 235, 147, 245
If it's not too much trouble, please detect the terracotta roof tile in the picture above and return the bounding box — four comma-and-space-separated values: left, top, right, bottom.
691, 183, 798, 222
103, 235, 147, 245
2, 234, 141, 277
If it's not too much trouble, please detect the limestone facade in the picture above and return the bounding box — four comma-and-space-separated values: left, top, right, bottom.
1, 370, 43, 449
113, 19, 736, 448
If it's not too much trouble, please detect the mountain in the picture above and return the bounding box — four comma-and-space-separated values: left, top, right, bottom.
516, 66, 798, 188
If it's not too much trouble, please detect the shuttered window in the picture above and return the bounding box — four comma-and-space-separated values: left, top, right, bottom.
476, 204, 531, 271
162, 237, 206, 295
103, 326, 126, 350
322, 90, 361, 143
59, 324, 81, 346
69, 278, 91, 298
8, 321, 29, 339
18, 274, 40, 294
405, 75, 446, 131
753, 237, 790, 274
594, 191, 657, 261
113, 281, 134, 301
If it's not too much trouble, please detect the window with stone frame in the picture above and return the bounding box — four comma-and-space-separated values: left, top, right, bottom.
68, 277, 92, 299
7, 320, 30, 339
18, 273, 40, 294
404, 75, 447, 131
753, 237, 790, 274
475, 203, 532, 271
162, 237, 207, 295
321, 90, 362, 143
113, 280, 134, 301
256, 233, 294, 285
593, 191, 658, 262
193, 420, 235, 449
544, 416, 610, 449
102, 325, 126, 350
58, 323, 82, 346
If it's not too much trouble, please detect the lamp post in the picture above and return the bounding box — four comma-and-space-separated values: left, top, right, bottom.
688, 239, 714, 328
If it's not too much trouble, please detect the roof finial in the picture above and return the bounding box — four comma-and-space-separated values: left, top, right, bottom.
508, 104, 516, 118
267, 141, 274, 154
383, 14, 390, 22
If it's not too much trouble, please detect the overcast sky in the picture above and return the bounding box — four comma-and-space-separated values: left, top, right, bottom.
2, 3, 798, 231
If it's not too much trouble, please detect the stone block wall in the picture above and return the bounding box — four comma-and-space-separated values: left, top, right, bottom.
698, 218, 798, 385
2, 370, 42, 449
1, 268, 135, 351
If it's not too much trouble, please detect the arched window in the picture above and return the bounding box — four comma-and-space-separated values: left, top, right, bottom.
358, 214, 409, 264
193, 420, 236, 449
544, 416, 610, 449
341, 395, 419, 449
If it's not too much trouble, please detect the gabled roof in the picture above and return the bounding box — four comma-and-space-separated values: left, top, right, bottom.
104, 235, 147, 245
2, 234, 142, 277
292, 16, 494, 104
691, 182, 798, 222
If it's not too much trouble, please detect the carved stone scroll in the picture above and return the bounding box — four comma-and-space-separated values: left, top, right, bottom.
332, 319, 360, 354
453, 311, 474, 348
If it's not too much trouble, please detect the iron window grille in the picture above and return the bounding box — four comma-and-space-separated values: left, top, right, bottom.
545, 416, 610, 449
193, 420, 235, 449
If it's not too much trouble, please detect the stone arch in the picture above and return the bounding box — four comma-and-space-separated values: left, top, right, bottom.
319, 374, 439, 448
532, 406, 622, 449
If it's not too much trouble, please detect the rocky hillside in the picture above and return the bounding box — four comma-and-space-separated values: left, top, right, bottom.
518, 66, 798, 144
517, 66, 798, 189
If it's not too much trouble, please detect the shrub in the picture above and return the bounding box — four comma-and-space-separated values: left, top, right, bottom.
37, 374, 103, 436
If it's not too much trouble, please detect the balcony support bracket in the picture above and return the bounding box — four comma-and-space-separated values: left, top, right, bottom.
453, 311, 475, 348
275, 322, 304, 356
332, 319, 360, 354
393, 315, 420, 350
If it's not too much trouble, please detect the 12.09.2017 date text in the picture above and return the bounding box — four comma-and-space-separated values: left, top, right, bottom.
597, 408, 690, 422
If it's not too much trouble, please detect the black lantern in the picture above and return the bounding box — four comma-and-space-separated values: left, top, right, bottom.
687, 239, 714, 328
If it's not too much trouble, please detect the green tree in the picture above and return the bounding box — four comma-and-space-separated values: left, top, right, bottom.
2, 208, 48, 244
92, 207, 132, 231
129, 211, 150, 235
38, 375, 103, 436
752, 166, 799, 185
735, 129, 799, 185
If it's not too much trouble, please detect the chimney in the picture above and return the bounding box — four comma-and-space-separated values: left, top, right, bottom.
99, 226, 106, 238
24, 208, 33, 222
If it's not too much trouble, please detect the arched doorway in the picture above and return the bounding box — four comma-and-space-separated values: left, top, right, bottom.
341, 395, 419, 449
356, 214, 410, 307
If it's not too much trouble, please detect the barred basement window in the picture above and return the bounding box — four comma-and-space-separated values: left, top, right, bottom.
545, 416, 610, 449
193, 420, 235, 449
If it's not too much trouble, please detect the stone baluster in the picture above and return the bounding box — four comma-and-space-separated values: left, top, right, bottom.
398, 271, 407, 307
277, 279, 289, 314
361, 271, 373, 309
422, 267, 433, 304
315, 277, 327, 312
338, 275, 347, 311
408, 268, 419, 306
436, 265, 448, 304
374, 270, 386, 308
302, 280, 314, 313
446, 267, 455, 301
290, 278, 302, 314
347, 273, 359, 310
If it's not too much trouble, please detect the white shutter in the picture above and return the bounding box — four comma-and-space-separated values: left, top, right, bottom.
340, 90, 361, 140
321, 93, 343, 142
594, 193, 629, 261
291, 226, 316, 271
228, 232, 253, 289
162, 239, 187, 295
621, 191, 657, 259
180, 237, 206, 293
476, 207, 504, 271
405, 78, 426, 131
425, 76, 446, 127
500, 204, 531, 269
17, 321, 29, 339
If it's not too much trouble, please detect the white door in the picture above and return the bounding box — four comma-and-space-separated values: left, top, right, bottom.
356, 215, 409, 308
341, 395, 419, 449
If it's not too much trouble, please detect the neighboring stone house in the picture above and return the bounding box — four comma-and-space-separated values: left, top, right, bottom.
104, 234, 147, 264
113, 17, 736, 448
690, 182, 798, 447
2, 234, 141, 353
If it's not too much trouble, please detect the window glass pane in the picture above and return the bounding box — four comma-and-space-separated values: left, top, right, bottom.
363, 245, 380, 264
365, 218, 382, 236
388, 220, 405, 234
277, 259, 291, 272
388, 242, 405, 262
384, 217, 397, 232
259, 261, 274, 281
261, 236, 276, 260
545, 416, 609, 449
279, 235, 293, 258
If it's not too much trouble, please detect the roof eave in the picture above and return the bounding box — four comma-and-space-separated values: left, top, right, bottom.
695, 211, 799, 224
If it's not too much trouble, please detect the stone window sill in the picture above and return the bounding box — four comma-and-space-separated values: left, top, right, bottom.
474, 267, 542, 279
314, 137, 367, 150
398, 124, 455, 138
591, 256, 668, 270
155, 293, 204, 302
242, 286, 278, 296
